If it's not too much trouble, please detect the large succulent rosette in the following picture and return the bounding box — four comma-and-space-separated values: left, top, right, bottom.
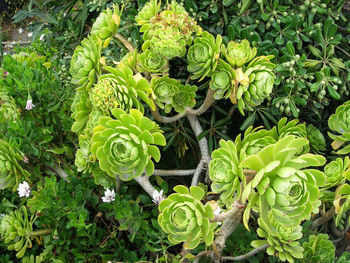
241, 136, 326, 230
158, 185, 216, 249
187, 31, 222, 81
302, 234, 335, 263
307, 124, 326, 153
236, 56, 275, 115
0, 206, 36, 258
209, 140, 245, 205
328, 101, 350, 154
71, 90, 92, 134
91, 108, 166, 180
0, 140, 31, 191
276, 118, 309, 155
252, 213, 303, 263
209, 60, 235, 100
151, 76, 180, 113
137, 49, 168, 74
91, 4, 122, 47
221, 39, 257, 68
323, 157, 349, 189
171, 84, 197, 113
70, 35, 102, 89
135, 0, 161, 26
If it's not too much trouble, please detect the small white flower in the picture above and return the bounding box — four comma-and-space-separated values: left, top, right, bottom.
39, 34, 44, 41
17, 181, 31, 198
214, 206, 221, 216
27, 32, 33, 37
102, 189, 115, 203
25, 99, 35, 110
152, 189, 165, 205
18, 28, 23, 34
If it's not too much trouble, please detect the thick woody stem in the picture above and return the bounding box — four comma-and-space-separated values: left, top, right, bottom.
134, 175, 157, 197
114, 33, 135, 52
311, 207, 336, 230
186, 88, 216, 116
153, 169, 196, 176
221, 244, 269, 261
151, 108, 186, 123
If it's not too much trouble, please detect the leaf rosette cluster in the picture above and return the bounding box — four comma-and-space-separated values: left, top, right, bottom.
307, 124, 326, 153
301, 234, 335, 263
151, 76, 180, 113
171, 84, 197, 113
91, 108, 166, 180
158, 185, 216, 249
323, 157, 349, 189
137, 49, 168, 74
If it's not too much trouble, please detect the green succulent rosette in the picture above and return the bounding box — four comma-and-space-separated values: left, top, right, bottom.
276, 118, 309, 155
209, 60, 235, 100
241, 136, 326, 230
252, 213, 303, 263
301, 234, 335, 263
0, 91, 20, 124
209, 140, 245, 205
0, 140, 31, 191
119, 50, 138, 71
158, 185, 216, 249
71, 90, 92, 134
221, 39, 257, 68
236, 56, 275, 115
323, 157, 349, 189
333, 178, 350, 227
135, 0, 161, 26
171, 84, 197, 113
75, 134, 93, 173
151, 76, 180, 113
137, 49, 168, 74
328, 101, 350, 154
0, 206, 36, 258
70, 35, 102, 89
307, 124, 326, 153
91, 108, 166, 180
235, 126, 277, 156
91, 4, 122, 47
187, 31, 222, 81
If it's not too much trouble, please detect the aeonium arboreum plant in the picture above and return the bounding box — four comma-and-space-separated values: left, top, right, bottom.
91, 108, 166, 180
322, 157, 349, 189
158, 185, 216, 249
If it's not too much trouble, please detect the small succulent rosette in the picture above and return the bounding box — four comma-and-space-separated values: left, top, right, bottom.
158, 185, 216, 249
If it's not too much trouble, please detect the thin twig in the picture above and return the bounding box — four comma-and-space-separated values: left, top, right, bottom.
151, 108, 186, 123
335, 45, 350, 58
221, 244, 269, 261
153, 169, 196, 176
114, 33, 135, 52
311, 207, 336, 230
186, 88, 216, 116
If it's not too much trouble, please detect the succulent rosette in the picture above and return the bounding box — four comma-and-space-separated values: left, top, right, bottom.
252, 213, 303, 263
91, 4, 122, 47
0, 206, 36, 258
135, 0, 161, 26
323, 157, 349, 189
75, 134, 93, 173
137, 49, 168, 74
0, 140, 31, 191
71, 90, 92, 134
307, 124, 326, 153
70, 35, 102, 89
222, 39, 257, 68
236, 56, 275, 115
171, 84, 197, 113
158, 185, 216, 249
119, 50, 138, 71
151, 76, 180, 113
209, 60, 235, 100
209, 140, 245, 204
302, 234, 335, 263
0, 91, 19, 123
276, 118, 309, 155
328, 101, 350, 154
241, 136, 326, 230
91, 108, 166, 180
187, 31, 222, 81
333, 174, 350, 226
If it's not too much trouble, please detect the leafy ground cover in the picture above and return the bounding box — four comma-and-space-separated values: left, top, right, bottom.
0, 0, 350, 262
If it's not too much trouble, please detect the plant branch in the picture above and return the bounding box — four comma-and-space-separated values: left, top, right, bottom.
114, 33, 135, 52
30, 229, 52, 237
243, 169, 257, 176
186, 88, 216, 116
153, 169, 196, 176
221, 244, 269, 261
134, 175, 157, 197
311, 207, 336, 230
151, 108, 186, 123
335, 45, 350, 58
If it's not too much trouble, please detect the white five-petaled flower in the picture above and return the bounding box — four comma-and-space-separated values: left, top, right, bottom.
39, 34, 44, 41
18, 28, 23, 34
17, 181, 31, 198
27, 32, 33, 37
102, 189, 115, 203
25, 99, 35, 110
152, 189, 165, 205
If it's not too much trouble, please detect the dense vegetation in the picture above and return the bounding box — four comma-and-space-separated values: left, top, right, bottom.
0, 0, 350, 262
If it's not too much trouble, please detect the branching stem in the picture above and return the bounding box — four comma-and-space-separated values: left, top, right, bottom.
114, 33, 135, 52
221, 244, 269, 261
134, 175, 157, 197
153, 169, 196, 176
